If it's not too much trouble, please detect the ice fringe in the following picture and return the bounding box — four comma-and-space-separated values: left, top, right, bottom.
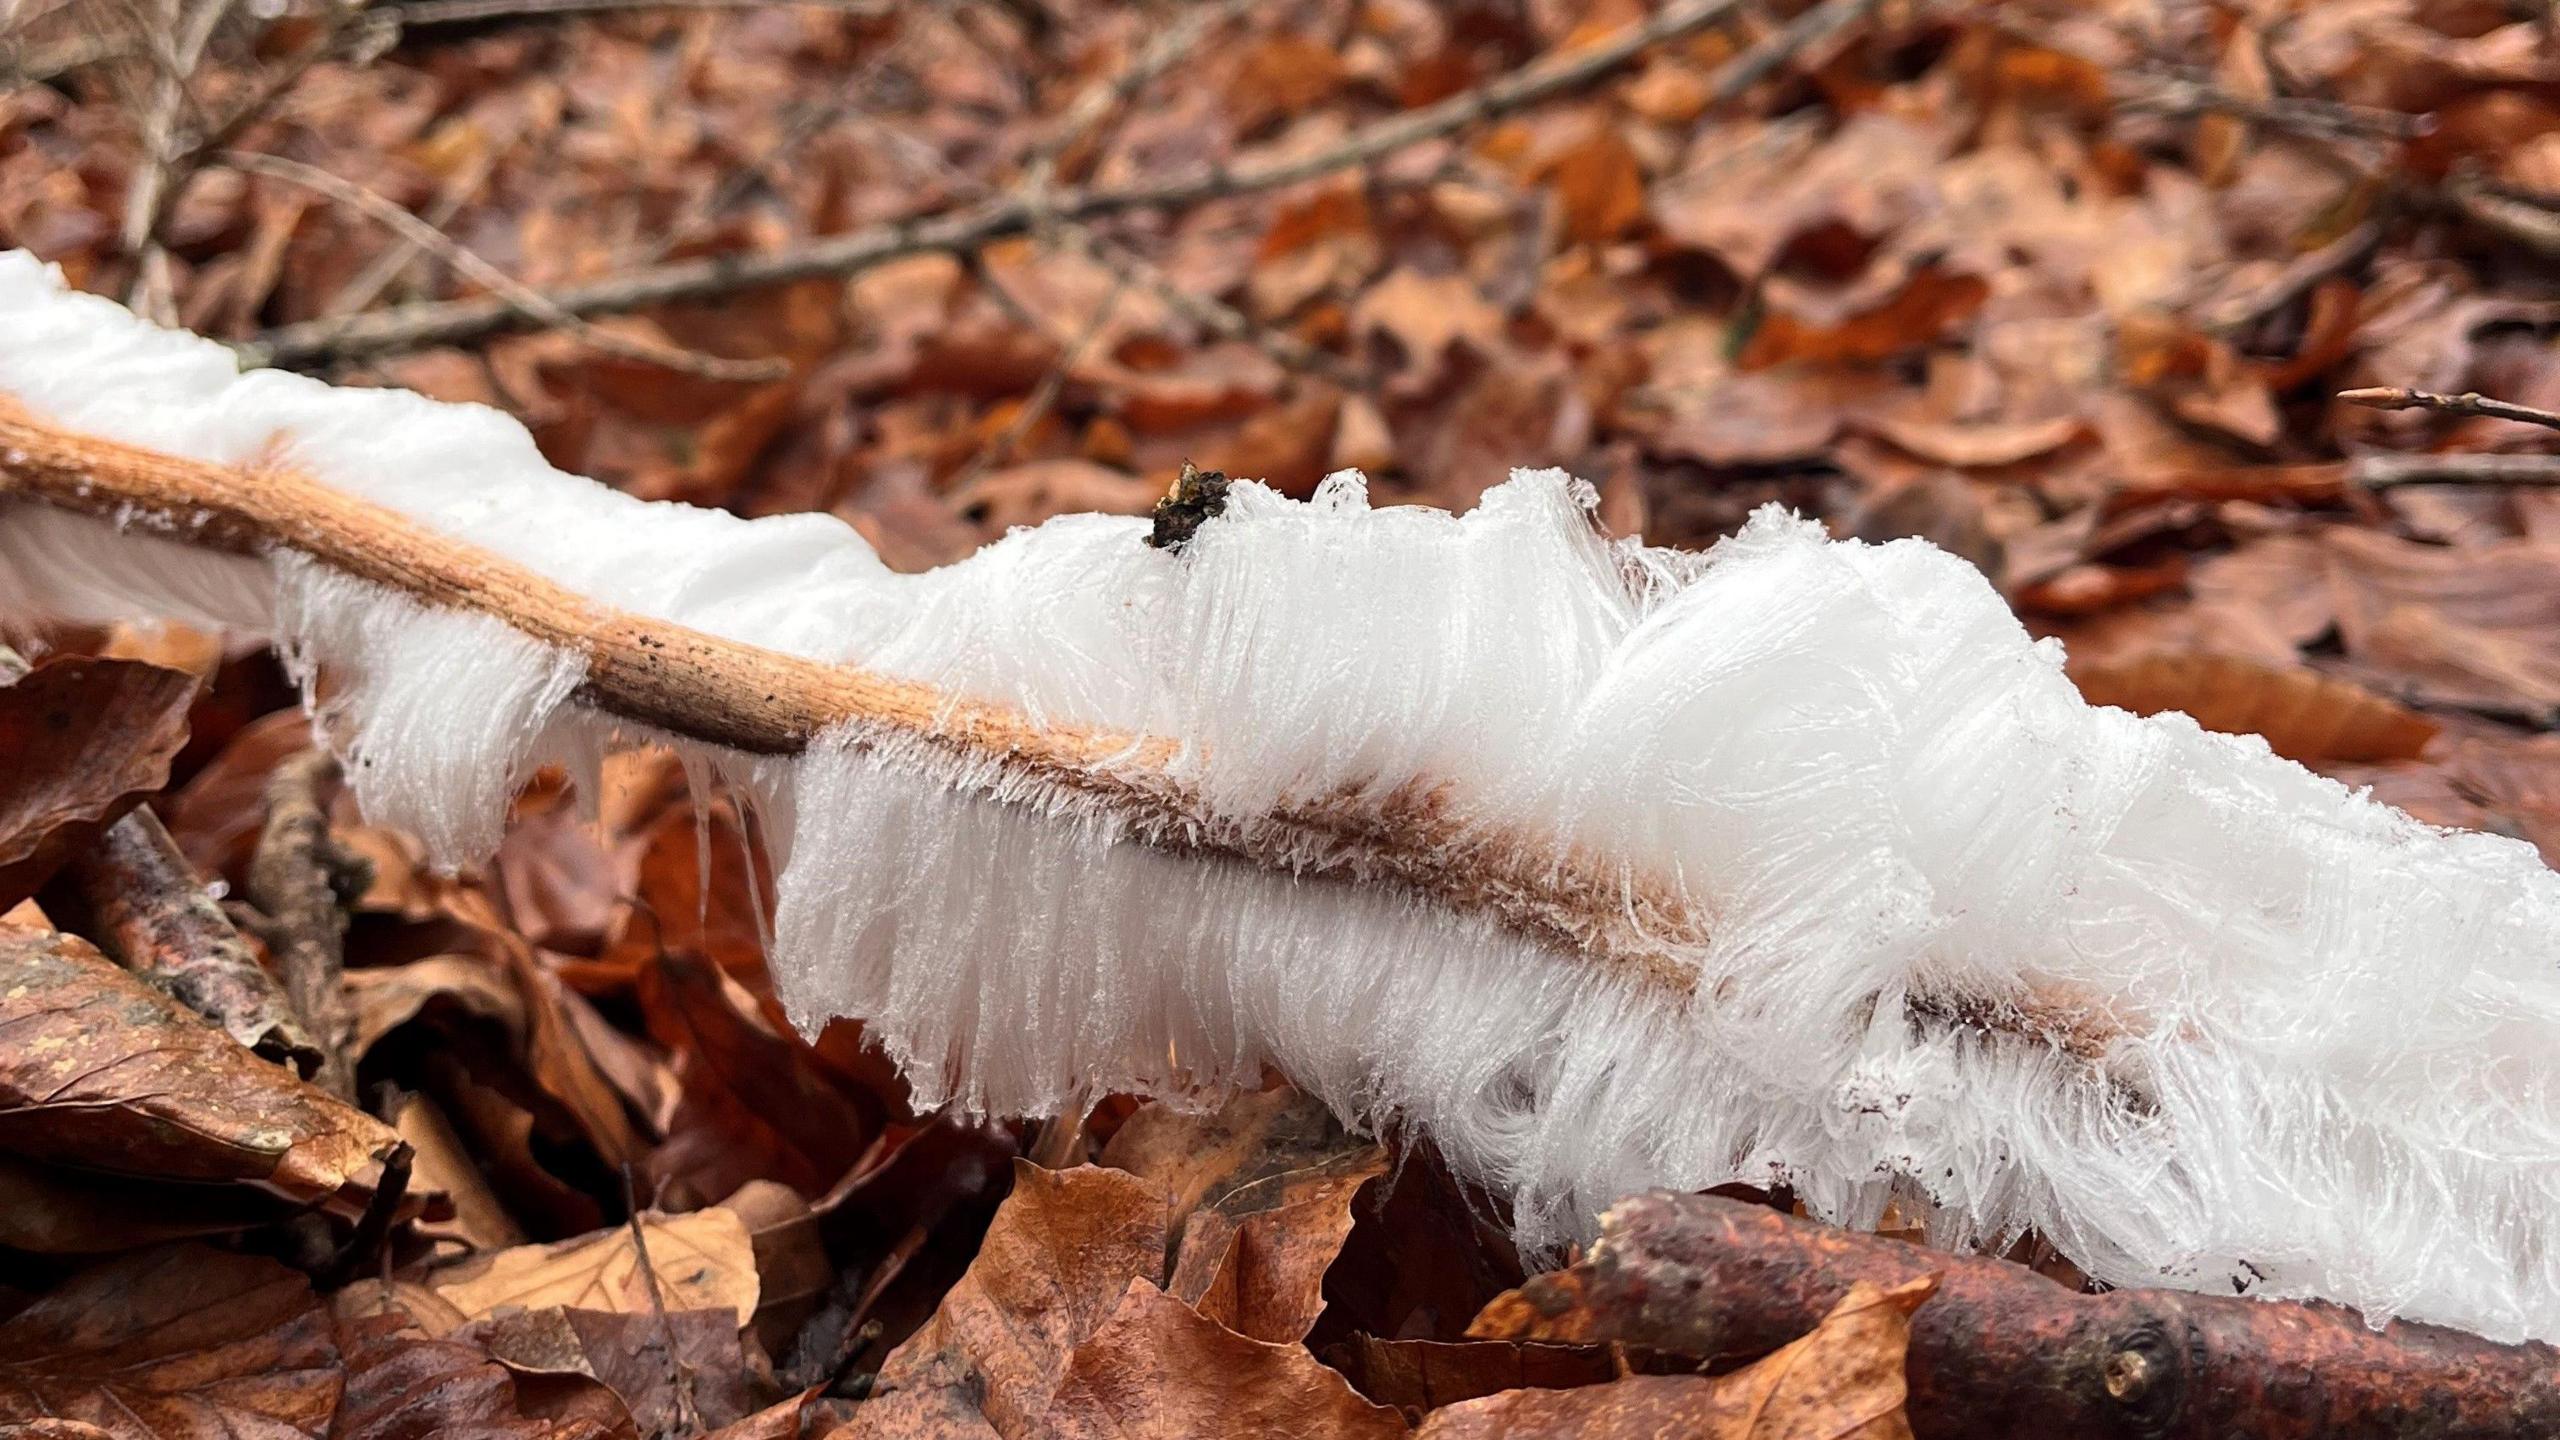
4, 249, 2560, 1343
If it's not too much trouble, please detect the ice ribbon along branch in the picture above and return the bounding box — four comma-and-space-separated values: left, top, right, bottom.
5, 251, 2560, 1345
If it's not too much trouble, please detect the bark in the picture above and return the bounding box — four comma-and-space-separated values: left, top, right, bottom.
1471, 1192, 2560, 1440
244, 750, 361, 1100
45, 804, 322, 1076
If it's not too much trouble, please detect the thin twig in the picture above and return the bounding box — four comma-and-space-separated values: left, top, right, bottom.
948, 274, 1128, 494
620, 1167, 704, 1438
2351, 452, 2560, 489
321, 147, 495, 317
2340, 387, 2560, 433
381, 0, 888, 24
242, 0, 1760, 364
222, 151, 787, 381
244, 748, 362, 1100
121, 0, 237, 321
2120, 71, 2428, 142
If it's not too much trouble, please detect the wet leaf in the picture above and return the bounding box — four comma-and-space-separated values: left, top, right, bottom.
328, 1309, 610, 1440
0, 657, 198, 910
0, 1246, 340, 1439
0, 924, 409, 1218
457, 1307, 755, 1435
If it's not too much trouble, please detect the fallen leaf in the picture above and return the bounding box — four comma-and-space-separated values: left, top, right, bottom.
2319, 527, 2560, 715
458, 1306, 755, 1436
329, 1309, 609, 1440
1430, 1277, 1934, 1438
429, 1208, 761, 1329
1319, 1336, 1616, 1415
0, 656, 198, 909
0, 1152, 289, 1253
2071, 652, 2439, 763
1351, 271, 1503, 385
1544, 125, 1646, 246
0, 925, 409, 1218
845, 1162, 1167, 1440
0, 1246, 340, 1439
1857, 413, 2087, 469
1041, 1280, 1407, 1439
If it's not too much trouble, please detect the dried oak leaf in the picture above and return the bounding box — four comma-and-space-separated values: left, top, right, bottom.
0, 656, 197, 910
840, 1162, 1167, 1440
0, 1245, 340, 1439
427, 1208, 761, 1329
1319, 1336, 1616, 1415
1427, 1277, 1934, 1439
2070, 653, 2439, 764
0, 925, 409, 1218
2319, 527, 2560, 715
1041, 1281, 1406, 1440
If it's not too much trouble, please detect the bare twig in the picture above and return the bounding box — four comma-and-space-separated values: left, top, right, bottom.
221, 151, 787, 381
2121, 71, 2427, 142
621, 1167, 704, 1438
2351, 452, 2560, 489
244, 749, 362, 1100
381, 0, 888, 25
242, 0, 1760, 364
948, 274, 1128, 493
321, 147, 495, 317
121, 0, 238, 321
2340, 386, 2560, 434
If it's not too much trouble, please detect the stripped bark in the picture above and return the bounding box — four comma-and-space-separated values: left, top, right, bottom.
245, 750, 363, 1100
45, 805, 322, 1077
1471, 1192, 2560, 1440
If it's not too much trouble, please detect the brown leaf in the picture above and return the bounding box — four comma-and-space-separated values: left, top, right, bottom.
0, 925, 408, 1218
2070, 653, 2438, 764
1432, 1277, 1933, 1438
1319, 1337, 1615, 1415
846, 1162, 1168, 1440
0, 657, 198, 910
0, 1246, 340, 1439
2322, 731, 2560, 868
329, 1308, 609, 1440
1108, 1090, 1389, 1344
429, 1209, 761, 1328
1857, 413, 2088, 470
1040, 1280, 1407, 1439
458, 1307, 755, 1436
0, 1152, 289, 1253
1351, 271, 1502, 385
1739, 267, 1989, 370
1544, 125, 1646, 247
2319, 528, 2560, 714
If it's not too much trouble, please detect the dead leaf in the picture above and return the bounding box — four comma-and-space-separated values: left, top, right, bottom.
0, 1246, 340, 1439
0, 657, 198, 910
845, 1163, 1168, 1440
1041, 1280, 1407, 1439
458, 1306, 755, 1435
0, 1152, 289, 1253
0, 925, 409, 1218
1430, 1277, 1934, 1438
2319, 527, 2560, 715
1858, 413, 2087, 469
2071, 652, 2439, 763
1544, 125, 1646, 246
329, 1309, 610, 1440
1351, 271, 1503, 384
429, 1208, 761, 1329
1319, 1337, 1616, 1415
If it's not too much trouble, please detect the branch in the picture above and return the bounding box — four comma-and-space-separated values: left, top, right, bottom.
1471, 1192, 2560, 1439
245, 749, 362, 1099
219, 151, 787, 382
241, 0, 1762, 365
2340, 386, 2560, 434
2350, 452, 2560, 489
0, 403, 2131, 1077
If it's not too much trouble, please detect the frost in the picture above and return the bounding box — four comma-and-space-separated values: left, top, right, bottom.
5, 249, 2560, 1342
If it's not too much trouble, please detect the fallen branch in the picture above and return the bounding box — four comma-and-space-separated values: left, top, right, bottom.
45, 804, 324, 1076
2340, 385, 2560, 433
245, 749, 363, 1100
241, 0, 1761, 364
1471, 1192, 2560, 1440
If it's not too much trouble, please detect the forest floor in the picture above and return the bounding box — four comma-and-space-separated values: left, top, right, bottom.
4, 0, 2560, 1435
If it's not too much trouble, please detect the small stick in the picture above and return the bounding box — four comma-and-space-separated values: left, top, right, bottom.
245, 749, 363, 1099
2339, 386, 2560, 434
2350, 452, 2560, 490
221, 151, 786, 382
382, 0, 888, 25
622, 1166, 704, 1437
